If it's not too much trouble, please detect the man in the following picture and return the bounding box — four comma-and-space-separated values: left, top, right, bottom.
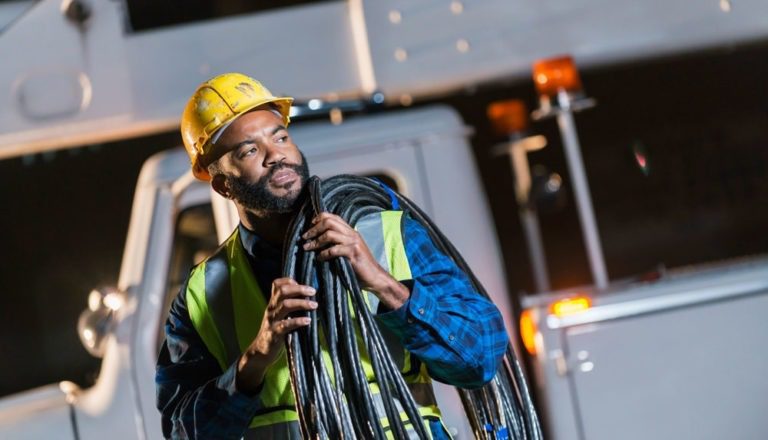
156, 72, 508, 439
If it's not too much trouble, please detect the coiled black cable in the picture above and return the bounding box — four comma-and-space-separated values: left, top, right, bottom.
282, 175, 542, 439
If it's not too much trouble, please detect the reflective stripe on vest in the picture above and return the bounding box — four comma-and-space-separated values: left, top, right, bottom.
186, 210, 441, 438
243, 383, 439, 440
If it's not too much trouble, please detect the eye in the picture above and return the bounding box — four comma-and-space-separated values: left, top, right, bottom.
276, 135, 288, 143
240, 147, 257, 158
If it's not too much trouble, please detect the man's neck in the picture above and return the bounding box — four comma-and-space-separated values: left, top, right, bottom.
238, 206, 293, 247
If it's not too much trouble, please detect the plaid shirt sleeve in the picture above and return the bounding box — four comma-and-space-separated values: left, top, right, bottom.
155, 279, 264, 440
376, 215, 509, 389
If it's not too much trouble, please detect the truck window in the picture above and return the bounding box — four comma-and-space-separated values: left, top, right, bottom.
126, 0, 335, 32
157, 203, 219, 353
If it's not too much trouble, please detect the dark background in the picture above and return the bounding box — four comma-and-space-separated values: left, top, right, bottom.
1, 40, 767, 397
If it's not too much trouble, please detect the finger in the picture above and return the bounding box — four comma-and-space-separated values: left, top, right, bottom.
316, 244, 352, 262
271, 278, 298, 294
272, 283, 316, 300
303, 214, 349, 239
305, 213, 335, 235
302, 219, 332, 240
270, 298, 319, 321
318, 214, 348, 230
273, 277, 298, 285
303, 230, 350, 250
312, 212, 341, 224
273, 316, 312, 335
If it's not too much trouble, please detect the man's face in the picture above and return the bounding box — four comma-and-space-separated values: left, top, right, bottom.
213, 108, 309, 214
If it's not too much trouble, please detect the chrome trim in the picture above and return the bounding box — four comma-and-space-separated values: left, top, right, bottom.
546, 277, 768, 329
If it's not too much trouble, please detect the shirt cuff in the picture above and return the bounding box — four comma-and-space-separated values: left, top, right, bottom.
216, 361, 264, 405
376, 279, 437, 335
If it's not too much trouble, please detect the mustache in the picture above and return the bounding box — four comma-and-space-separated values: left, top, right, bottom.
267, 161, 303, 179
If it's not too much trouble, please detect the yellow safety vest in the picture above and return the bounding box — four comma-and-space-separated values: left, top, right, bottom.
185, 210, 443, 439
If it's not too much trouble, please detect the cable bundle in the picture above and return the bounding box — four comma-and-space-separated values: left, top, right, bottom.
282, 175, 542, 439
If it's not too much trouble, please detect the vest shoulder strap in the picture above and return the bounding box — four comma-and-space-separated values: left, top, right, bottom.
185, 230, 241, 371
356, 210, 412, 280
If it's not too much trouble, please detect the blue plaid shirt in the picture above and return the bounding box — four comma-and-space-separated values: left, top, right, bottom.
156, 215, 508, 439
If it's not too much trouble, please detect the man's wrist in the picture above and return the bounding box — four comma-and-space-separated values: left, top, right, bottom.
370, 274, 410, 310
236, 352, 267, 395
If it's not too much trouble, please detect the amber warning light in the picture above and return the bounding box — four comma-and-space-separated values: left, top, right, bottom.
550, 295, 592, 317
532, 55, 583, 98
487, 99, 529, 136
519, 296, 593, 356
519, 310, 538, 356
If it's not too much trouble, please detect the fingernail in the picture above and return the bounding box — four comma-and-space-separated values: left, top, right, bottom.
303, 317, 312, 324
310, 302, 318, 309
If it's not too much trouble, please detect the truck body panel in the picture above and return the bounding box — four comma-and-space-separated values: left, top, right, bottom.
524, 258, 768, 439
0, 385, 74, 440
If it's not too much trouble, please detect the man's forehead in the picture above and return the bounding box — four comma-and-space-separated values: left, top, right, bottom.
211, 106, 285, 146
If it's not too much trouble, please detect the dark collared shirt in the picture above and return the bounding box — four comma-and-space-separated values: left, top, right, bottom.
156, 216, 508, 439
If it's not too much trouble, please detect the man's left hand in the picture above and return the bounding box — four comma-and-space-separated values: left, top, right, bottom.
302, 212, 409, 309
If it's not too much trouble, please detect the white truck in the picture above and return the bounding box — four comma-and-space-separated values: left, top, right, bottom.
2, 0, 768, 439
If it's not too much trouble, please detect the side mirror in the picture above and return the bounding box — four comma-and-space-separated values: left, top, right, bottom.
77, 286, 125, 358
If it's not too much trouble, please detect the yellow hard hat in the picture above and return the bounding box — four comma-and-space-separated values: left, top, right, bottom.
181, 72, 294, 181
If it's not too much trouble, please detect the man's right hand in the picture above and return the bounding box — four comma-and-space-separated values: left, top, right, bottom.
235, 278, 316, 394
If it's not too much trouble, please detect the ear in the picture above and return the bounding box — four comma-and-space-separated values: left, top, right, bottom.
211, 173, 231, 199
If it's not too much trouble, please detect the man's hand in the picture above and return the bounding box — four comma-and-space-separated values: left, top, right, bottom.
302, 212, 410, 310
236, 278, 316, 394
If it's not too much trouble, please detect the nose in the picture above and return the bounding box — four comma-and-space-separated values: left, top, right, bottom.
262, 143, 286, 167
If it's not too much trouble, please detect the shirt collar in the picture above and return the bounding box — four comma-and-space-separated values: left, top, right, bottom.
238, 223, 282, 261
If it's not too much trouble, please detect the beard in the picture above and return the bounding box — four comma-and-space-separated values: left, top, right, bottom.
227, 153, 310, 215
